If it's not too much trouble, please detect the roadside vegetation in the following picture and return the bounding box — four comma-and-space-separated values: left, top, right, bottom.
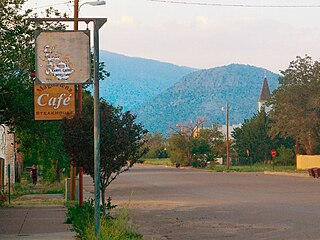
66, 199, 142, 240
11, 178, 64, 199
208, 163, 297, 173
142, 158, 172, 166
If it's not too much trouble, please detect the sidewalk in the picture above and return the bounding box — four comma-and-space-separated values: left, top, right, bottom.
0, 195, 75, 240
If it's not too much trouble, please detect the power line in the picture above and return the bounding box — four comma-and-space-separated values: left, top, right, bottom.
32, 1, 72, 10
148, 0, 320, 8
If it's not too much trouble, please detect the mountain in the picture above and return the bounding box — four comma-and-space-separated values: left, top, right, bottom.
98, 51, 196, 110
134, 64, 280, 135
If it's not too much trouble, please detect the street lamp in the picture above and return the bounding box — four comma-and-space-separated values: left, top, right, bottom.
221, 104, 230, 170
79, 0, 106, 10
226, 102, 230, 170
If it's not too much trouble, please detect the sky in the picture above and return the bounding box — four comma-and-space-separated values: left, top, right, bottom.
23, 0, 320, 73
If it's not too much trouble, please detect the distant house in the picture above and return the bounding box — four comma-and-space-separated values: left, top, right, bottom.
258, 74, 271, 113
0, 125, 20, 192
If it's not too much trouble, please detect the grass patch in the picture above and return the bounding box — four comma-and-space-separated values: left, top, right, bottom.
142, 158, 172, 166
67, 200, 142, 240
12, 199, 65, 206
11, 179, 64, 199
209, 164, 297, 172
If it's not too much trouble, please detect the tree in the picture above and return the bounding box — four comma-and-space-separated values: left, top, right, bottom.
0, 0, 66, 127
269, 55, 320, 154
232, 111, 273, 163
18, 122, 70, 182
0, 0, 69, 181
143, 133, 168, 158
62, 92, 148, 213
198, 125, 225, 158
232, 110, 294, 164
168, 121, 201, 165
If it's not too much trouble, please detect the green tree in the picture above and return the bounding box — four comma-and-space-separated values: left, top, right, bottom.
168, 122, 225, 166
273, 145, 295, 166
18, 122, 69, 182
168, 134, 190, 166
143, 133, 168, 158
0, 0, 65, 127
198, 125, 225, 157
232, 110, 294, 164
269, 55, 320, 155
62, 92, 148, 214
232, 111, 273, 163
0, 0, 69, 181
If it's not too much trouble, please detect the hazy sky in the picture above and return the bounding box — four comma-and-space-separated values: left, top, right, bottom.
24, 0, 320, 73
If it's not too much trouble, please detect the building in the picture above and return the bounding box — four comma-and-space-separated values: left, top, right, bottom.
0, 125, 19, 192
258, 73, 271, 112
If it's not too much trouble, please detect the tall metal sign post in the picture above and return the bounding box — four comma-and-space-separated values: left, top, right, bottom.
29, 17, 107, 236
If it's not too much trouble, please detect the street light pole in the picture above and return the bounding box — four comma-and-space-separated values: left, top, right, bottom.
226, 102, 230, 170
93, 19, 101, 237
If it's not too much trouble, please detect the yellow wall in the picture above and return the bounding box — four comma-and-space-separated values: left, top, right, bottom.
296, 155, 320, 169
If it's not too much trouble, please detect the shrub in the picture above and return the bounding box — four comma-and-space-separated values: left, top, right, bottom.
67, 199, 141, 240
273, 146, 295, 166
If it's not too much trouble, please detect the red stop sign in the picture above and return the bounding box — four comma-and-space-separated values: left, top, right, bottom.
270, 149, 277, 157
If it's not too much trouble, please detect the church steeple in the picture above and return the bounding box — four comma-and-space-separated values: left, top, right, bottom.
258, 73, 271, 112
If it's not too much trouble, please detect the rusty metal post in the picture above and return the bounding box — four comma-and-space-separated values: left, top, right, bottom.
74, 0, 84, 206
70, 162, 75, 200
7, 164, 10, 204
79, 167, 83, 206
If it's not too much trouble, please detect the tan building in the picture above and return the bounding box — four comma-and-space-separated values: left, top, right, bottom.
0, 125, 19, 192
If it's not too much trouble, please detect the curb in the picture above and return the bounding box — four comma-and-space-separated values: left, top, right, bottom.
264, 171, 309, 178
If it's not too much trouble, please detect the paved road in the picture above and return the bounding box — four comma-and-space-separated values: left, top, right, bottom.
100, 165, 320, 240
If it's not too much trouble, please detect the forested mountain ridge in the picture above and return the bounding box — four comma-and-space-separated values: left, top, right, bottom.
134, 64, 280, 135
99, 51, 196, 110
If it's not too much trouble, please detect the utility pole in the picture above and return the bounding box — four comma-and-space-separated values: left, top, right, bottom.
226, 102, 230, 170
69, 0, 80, 202
74, 0, 84, 207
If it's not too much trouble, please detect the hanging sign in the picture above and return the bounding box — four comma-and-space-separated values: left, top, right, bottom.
34, 82, 75, 120
35, 30, 90, 84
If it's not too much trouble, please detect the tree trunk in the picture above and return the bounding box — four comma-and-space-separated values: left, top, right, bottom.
101, 185, 106, 215
306, 131, 315, 155
54, 160, 60, 182
186, 149, 192, 166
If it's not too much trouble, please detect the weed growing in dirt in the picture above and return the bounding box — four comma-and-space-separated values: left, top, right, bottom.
67, 199, 142, 240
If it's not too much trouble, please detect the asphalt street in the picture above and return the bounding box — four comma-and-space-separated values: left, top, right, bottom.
97, 165, 320, 240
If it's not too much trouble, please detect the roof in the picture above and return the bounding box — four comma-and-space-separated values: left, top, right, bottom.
258, 77, 271, 102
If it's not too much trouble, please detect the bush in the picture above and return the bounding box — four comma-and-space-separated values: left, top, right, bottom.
169, 151, 189, 166
67, 199, 141, 240
273, 146, 295, 166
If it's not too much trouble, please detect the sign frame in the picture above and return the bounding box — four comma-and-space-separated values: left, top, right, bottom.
35, 30, 90, 85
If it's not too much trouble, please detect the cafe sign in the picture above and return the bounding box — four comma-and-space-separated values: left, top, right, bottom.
35, 31, 90, 84
34, 83, 75, 120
